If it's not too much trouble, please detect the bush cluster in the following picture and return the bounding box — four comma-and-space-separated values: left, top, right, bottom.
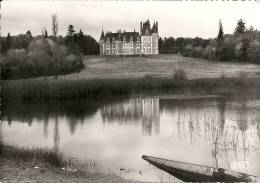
181, 32, 260, 63
1, 37, 84, 79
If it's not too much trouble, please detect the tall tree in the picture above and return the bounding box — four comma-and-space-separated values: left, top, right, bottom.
217, 19, 224, 40
65, 25, 76, 45
51, 14, 59, 38
51, 14, 59, 79
234, 19, 246, 36
2, 33, 12, 53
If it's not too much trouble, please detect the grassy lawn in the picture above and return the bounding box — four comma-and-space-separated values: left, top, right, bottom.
3, 54, 260, 101
58, 54, 260, 80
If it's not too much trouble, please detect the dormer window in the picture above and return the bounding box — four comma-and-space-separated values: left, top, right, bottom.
107, 38, 110, 43
112, 37, 115, 42
130, 36, 133, 42
137, 37, 140, 42
123, 36, 126, 42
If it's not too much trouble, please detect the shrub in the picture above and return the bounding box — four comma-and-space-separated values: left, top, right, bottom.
247, 40, 260, 63
235, 38, 250, 62
216, 45, 236, 61
182, 44, 193, 57
1, 37, 84, 80
172, 68, 187, 80
202, 45, 217, 60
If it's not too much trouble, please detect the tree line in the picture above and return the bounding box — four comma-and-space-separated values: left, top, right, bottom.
0, 15, 99, 80
159, 19, 260, 63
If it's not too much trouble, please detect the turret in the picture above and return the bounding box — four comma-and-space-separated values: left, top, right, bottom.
100, 28, 105, 41
142, 19, 151, 35
151, 21, 158, 34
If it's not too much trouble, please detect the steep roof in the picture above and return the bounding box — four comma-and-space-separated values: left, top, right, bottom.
104, 31, 140, 43
151, 22, 158, 34
100, 29, 105, 40
141, 20, 151, 35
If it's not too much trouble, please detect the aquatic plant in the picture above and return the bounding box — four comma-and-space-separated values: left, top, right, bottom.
2, 76, 260, 101
1, 145, 65, 167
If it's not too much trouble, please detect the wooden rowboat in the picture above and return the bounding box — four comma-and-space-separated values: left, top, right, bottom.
142, 155, 257, 182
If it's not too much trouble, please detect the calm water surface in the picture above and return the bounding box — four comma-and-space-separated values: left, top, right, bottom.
2, 89, 260, 182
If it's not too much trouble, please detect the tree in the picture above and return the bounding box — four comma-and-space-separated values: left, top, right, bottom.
51, 14, 59, 79
217, 19, 224, 40
51, 14, 58, 38
26, 30, 32, 39
42, 27, 48, 38
249, 26, 254, 32
2, 33, 12, 53
65, 25, 76, 45
238, 38, 250, 61
158, 37, 164, 54
234, 19, 246, 36
6, 33, 11, 50
84, 34, 99, 55
77, 29, 86, 53
12, 34, 31, 50
44, 30, 48, 38
175, 37, 186, 53
248, 40, 260, 63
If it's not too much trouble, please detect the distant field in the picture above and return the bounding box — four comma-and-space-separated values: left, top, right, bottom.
56, 54, 260, 80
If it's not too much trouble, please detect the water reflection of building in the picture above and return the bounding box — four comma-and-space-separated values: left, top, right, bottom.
101, 98, 142, 123
101, 97, 160, 136
142, 98, 160, 136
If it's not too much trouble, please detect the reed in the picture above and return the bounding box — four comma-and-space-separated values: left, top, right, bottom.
2, 76, 260, 101
1, 144, 65, 167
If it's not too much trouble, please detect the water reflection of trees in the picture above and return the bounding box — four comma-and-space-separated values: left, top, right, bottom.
164, 95, 260, 173
2, 98, 120, 136
101, 97, 160, 136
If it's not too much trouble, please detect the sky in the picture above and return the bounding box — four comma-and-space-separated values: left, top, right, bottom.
1, 0, 260, 40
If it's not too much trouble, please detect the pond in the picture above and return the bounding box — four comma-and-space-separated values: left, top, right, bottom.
2, 89, 260, 182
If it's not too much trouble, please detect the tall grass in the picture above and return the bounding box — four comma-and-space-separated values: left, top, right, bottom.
1, 144, 65, 167
2, 76, 260, 101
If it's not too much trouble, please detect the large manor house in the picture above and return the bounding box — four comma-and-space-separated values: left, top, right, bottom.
99, 20, 159, 56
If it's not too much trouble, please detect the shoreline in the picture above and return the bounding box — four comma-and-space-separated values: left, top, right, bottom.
0, 145, 142, 183
2, 76, 260, 101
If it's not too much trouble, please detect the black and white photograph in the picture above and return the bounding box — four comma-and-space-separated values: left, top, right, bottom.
1, 0, 260, 182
